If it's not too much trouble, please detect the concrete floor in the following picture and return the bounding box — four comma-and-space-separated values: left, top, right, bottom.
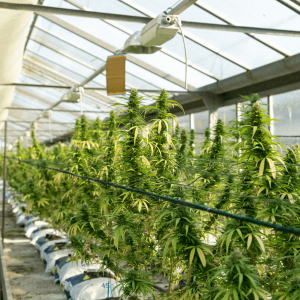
0, 197, 65, 300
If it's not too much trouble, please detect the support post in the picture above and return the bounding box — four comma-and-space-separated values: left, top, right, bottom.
201, 92, 223, 129
268, 95, 274, 135
2, 121, 7, 245
190, 113, 195, 130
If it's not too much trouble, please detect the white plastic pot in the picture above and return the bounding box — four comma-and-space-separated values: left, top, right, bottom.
66, 275, 121, 300
25, 221, 49, 238
31, 229, 57, 246
42, 245, 71, 273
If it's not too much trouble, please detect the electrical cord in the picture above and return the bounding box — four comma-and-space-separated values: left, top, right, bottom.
48, 110, 53, 143
175, 17, 188, 90
6, 156, 300, 237
78, 87, 85, 116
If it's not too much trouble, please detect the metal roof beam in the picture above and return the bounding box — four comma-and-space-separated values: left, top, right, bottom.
181, 22, 300, 37
1, 3, 300, 37
24, 0, 44, 52
277, 0, 300, 14
169, 51, 300, 115
167, 0, 197, 15
198, 52, 300, 95
2, 83, 195, 95
6, 107, 106, 113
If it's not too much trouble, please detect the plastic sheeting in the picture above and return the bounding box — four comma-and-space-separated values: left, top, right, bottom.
0, 0, 37, 127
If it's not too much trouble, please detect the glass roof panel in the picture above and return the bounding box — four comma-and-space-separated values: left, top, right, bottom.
180, 3, 284, 69
126, 61, 185, 91
21, 68, 60, 86
17, 86, 63, 104
56, 14, 129, 50
26, 40, 94, 78
25, 51, 86, 83
31, 28, 104, 69
67, 0, 143, 16
66, 0, 146, 33
20, 69, 111, 111
115, 0, 180, 16
131, 51, 216, 88
35, 17, 113, 58
162, 34, 244, 80
194, 0, 300, 56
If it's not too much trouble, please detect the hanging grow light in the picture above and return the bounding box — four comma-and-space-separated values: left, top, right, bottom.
122, 14, 180, 54
62, 85, 84, 103
40, 109, 52, 119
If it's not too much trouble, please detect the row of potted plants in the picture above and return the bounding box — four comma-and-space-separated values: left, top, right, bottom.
5, 91, 300, 299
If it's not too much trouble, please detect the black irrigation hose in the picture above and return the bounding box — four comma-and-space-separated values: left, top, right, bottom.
7, 156, 300, 236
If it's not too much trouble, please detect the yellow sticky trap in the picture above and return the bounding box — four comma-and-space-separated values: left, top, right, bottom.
106, 55, 126, 95
83, 275, 89, 281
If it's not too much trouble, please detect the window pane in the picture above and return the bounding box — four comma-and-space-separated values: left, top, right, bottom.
273, 90, 300, 147
178, 115, 190, 131
217, 104, 236, 125
194, 110, 209, 153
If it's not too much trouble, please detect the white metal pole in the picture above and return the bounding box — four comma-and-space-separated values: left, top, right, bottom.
2, 121, 7, 245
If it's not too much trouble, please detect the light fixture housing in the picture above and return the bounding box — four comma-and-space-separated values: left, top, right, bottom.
122, 14, 180, 54
62, 85, 84, 103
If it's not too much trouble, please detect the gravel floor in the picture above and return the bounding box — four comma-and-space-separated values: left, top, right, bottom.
0, 200, 65, 300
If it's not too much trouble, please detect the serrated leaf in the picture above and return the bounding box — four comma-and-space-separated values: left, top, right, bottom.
252, 126, 258, 138
257, 187, 265, 196
158, 120, 162, 134
189, 247, 195, 265
239, 273, 243, 290
226, 230, 234, 254
132, 127, 138, 145
196, 248, 206, 267
236, 228, 244, 240
233, 288, 239, 300
266, 158, 276, 179
254, 235, 265, 252
247, 234, 253, 249
259, 158, 265, 178
253, 291, 259, 300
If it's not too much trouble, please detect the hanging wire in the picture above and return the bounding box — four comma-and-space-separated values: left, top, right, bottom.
176, 16, 188, 90
79, 87, 85, 116
48, 110, 53, 143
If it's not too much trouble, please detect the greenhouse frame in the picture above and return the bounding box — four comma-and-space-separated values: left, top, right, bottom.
2, 0, 300, 299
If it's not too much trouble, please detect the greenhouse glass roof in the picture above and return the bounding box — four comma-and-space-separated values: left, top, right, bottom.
1, 0, 300, 145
